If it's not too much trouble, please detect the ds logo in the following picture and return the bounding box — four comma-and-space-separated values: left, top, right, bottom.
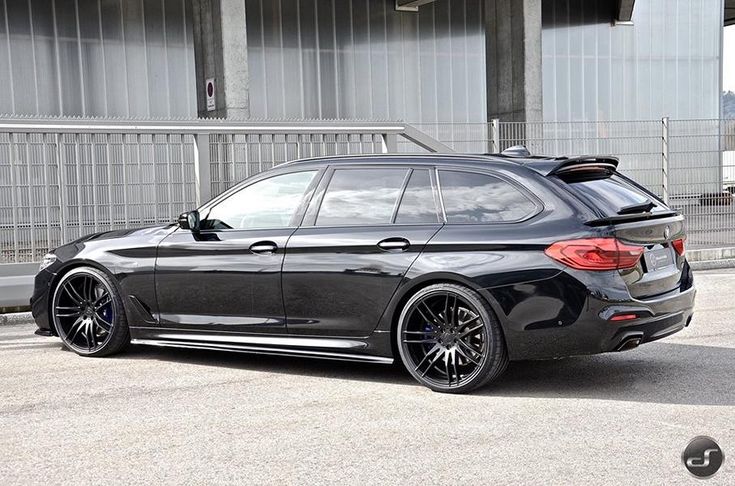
682, 436, 724, 479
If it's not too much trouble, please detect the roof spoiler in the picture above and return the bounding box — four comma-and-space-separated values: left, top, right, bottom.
548, 156, 619, 176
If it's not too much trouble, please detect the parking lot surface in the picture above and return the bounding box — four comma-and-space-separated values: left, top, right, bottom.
1, 269, 734, 485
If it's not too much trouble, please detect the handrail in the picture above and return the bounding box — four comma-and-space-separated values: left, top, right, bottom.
0, 118, 409, 134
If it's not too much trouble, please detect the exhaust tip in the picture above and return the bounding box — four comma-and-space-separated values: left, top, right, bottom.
615, 335, 642, 352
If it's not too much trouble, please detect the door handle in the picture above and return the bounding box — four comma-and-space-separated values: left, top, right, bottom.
250, 241, 278, 254
377, 237, 410, 252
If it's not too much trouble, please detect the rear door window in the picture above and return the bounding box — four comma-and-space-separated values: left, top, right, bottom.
316, 168, 408, 226
439, 170, 537, 223
563, 174, 667, 216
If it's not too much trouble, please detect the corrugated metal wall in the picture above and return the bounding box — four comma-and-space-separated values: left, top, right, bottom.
542, 0, 723, 122
245, 0, 487, 123
0, 0, 196, 118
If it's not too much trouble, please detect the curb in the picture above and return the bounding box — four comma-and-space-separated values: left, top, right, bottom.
690, 259, 735, 271
688, 247, 735, 262
0, 312, 34, 326
687, 247, 735, 271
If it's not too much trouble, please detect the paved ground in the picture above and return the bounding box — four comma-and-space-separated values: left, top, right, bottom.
1, 270, 733, 485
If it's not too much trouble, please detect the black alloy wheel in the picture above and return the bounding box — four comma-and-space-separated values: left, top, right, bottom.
51, 266, 130, 356
397, 283, 508, 393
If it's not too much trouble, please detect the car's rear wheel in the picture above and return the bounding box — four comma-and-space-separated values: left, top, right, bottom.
51, 266, 130, 357
397, 283, 508, 393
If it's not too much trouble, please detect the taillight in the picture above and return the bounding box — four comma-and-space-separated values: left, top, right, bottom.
545, 238, 644, 271
672, 237, 686, 256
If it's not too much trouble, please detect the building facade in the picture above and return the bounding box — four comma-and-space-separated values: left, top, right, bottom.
0, 0, 726, 123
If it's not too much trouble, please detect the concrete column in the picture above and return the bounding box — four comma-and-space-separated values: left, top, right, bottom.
485, 0, 543, 123
191, 0, 250, 119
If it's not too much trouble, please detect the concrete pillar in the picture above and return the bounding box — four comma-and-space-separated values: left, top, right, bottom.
485, 0, 543, 123
191, 0, 249, 119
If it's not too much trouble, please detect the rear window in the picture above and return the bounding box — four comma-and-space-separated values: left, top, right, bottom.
564, 174, 667, 217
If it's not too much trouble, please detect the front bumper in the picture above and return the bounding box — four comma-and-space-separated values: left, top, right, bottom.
30, 268, 56, 334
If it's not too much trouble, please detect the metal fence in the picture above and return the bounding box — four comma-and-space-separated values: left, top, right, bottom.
403, 118, 735, 249
0, 118, 451, 269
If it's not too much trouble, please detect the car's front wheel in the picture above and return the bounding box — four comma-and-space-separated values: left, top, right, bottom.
51, 266, 130, 357
397, 283, 508, 393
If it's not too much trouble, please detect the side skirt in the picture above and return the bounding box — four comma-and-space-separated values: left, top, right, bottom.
129, 330, 394, 364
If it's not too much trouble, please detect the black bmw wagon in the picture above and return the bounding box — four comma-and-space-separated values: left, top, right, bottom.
31, 152, 695, 393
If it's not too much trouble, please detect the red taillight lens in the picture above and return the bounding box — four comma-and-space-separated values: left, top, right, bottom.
545, 238, 644, 271
672, 237, 686, 256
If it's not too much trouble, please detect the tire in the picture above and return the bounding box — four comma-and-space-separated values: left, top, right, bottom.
396, 283, 508, 394
51, 266, 130, 357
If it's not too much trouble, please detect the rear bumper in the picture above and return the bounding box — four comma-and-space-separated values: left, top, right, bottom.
600, 286, 695, 352
498, 271, 696, 360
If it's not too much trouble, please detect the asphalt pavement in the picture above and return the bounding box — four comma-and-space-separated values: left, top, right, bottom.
1, 269, 734, 485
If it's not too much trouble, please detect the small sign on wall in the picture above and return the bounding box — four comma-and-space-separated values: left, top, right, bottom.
205, 78, 216, 112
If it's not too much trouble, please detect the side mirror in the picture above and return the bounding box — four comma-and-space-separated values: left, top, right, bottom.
178, 210, 200, 232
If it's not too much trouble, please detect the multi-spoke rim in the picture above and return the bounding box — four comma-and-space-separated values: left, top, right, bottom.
52, 272, 114, 353
401, 291, 488, 388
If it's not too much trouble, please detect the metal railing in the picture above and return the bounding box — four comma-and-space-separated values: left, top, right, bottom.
0, 118, 452, 307
0, 118, 451, 268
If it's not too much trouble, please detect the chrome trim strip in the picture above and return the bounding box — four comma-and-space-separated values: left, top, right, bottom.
131, 339, 394, 364
434, 167, 447, 222
149, 332, 368, 349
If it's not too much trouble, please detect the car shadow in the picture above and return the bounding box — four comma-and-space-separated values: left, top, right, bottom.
122, 340, 735, 406
123, 344, 416, 386
482, 342, 735, 406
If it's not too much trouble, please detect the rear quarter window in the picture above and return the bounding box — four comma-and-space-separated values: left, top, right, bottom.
439, 170, 538, 223
562, 174, 667, 217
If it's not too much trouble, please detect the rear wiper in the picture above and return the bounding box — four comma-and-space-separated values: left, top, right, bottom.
617, 201, 655, 215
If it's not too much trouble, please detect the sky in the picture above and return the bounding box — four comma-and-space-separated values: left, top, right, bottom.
726, 26, 735, 92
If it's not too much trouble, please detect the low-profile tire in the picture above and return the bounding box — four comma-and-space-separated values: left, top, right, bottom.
51, 266, 130, 357
396, 283, 508, 394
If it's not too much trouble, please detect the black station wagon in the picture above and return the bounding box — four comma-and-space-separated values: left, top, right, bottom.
32, 152, 695, 393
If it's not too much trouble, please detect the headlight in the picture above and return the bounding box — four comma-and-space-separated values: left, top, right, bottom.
39, 253, 57, 272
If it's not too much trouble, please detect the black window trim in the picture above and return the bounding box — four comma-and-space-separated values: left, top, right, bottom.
195, 168, 325, 233
302, 164, 443, 228
436, 167, 543, 225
